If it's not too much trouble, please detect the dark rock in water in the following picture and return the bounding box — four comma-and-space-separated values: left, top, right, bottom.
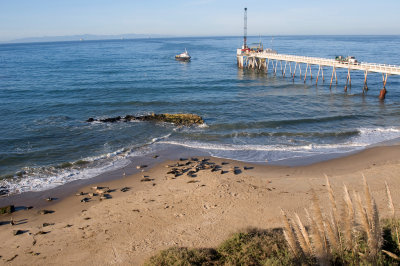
87, 113, 204, 126
0, 205, 15, 214
100, 116, 122, 123
124, 115, 135, 121
0, 186, 9, 196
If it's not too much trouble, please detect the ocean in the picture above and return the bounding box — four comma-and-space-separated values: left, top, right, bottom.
1, 36, 400, 195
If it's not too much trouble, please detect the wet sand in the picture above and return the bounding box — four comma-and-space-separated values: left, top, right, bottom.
1, 145, 400, 265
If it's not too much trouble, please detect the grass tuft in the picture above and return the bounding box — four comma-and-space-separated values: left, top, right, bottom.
145, 228, 292, 266
145, 247, 219, 266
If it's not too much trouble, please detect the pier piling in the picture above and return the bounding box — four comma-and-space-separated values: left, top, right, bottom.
316, 65, 321, 85
363, 71, 369, 92
238, 50, 400, 99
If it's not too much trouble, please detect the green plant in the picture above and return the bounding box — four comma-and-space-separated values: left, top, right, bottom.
145, 247, 219, 266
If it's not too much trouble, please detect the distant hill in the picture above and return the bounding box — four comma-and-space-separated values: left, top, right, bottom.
4, 34, 172, 44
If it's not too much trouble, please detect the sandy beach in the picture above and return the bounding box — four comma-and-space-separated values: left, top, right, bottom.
1, 144, 400, 265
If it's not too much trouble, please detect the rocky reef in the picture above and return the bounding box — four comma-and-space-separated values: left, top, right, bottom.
87, 113, 204, 126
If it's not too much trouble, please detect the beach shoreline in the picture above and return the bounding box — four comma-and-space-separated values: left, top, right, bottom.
2, 139, 399, 208
1, 144, 400, 264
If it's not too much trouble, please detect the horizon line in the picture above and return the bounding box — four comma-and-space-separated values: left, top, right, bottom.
2, 34, 400, 45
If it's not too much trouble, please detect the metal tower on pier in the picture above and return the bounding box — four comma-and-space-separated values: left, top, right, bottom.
243, 7, 248, 49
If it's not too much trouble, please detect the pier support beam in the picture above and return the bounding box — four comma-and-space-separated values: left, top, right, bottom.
316, 65, 321, 85
345, 68, 351, 92
283, 61, 287, 77
330, 67, 336, 88
335, 68, 338, 84
379, 73, 388, 100
382, 73, 388, 88
299, 64, 302, 79
237, 56, 245, 68
321, 67, 325, 83
309, 65, 313, 80
293, 63, 297, 81
303, 64, 308, 83
363, 71, 368, 92
349, 69, 352, 87
379, 88, 387, 100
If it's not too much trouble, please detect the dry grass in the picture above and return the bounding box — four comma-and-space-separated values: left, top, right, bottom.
281, 174, 400, 264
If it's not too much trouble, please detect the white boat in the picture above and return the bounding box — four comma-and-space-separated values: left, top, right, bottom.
175, 49, 191, 61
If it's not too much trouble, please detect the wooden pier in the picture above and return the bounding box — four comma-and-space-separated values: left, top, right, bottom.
237, 50, 400, 99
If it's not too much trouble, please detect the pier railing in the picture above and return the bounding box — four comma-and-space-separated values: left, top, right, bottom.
237, 51, 400, 99
251, 52, 400, 75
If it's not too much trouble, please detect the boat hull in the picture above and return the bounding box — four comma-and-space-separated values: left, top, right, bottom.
175, 56, 191, 62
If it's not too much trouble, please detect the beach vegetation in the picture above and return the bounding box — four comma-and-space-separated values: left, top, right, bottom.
145, 247, 219, 266
145, 228, 292, 266
281, 175, 400, 265
145, 176, 400, 265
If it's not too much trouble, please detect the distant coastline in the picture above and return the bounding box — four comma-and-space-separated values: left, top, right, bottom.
2, 34, 399, 45
1, 33, 173, 44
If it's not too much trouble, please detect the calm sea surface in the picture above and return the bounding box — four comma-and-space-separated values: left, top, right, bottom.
1, 36, 400, 194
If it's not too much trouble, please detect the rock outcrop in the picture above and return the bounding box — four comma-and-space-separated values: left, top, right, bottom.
87, 113, 204, 126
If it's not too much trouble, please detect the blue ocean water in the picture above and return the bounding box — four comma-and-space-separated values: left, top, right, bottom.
1, 36, 400, 194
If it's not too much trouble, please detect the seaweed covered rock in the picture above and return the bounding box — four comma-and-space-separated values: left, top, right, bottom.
87, 113, 204, 126
133, 113, 204, 126
0, 205, 15, 214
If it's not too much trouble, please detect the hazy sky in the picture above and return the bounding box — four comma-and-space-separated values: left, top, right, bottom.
1, 0, 399, 41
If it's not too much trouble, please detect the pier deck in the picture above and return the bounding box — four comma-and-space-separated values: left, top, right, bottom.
250, 52, 400, 75
237, 50, 400, 99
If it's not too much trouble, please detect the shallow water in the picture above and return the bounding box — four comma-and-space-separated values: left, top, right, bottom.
1, 36, 400, 194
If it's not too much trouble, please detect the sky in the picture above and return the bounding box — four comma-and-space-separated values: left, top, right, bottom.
0, 0, 399, 42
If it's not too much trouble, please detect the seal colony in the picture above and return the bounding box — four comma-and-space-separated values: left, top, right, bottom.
87, 113, 204, 126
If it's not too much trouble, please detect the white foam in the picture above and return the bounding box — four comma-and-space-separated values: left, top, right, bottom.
3, 126, 400, 195
0, 134, 173, 195
157, 126, 400, 162
151, 133, 171, 143
198, 123, 209, 128
2, 157, 131, 195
